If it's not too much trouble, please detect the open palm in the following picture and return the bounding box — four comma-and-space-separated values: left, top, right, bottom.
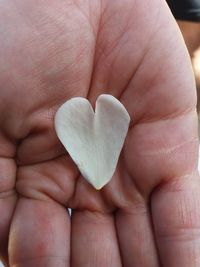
0, 1, 199, 266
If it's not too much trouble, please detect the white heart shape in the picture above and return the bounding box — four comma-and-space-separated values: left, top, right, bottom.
54, 94, 130, 190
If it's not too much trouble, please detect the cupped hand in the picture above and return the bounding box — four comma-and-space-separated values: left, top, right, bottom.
0, 1, 199, 266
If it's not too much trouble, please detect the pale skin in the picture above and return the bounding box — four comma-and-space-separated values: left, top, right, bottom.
0, 0, 200, 266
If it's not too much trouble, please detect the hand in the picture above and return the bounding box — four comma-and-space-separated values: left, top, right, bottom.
0, 1, 199, 266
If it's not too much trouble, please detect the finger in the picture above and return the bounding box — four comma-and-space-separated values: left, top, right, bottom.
0, 192, 17, 265
152, 174, 200, 267
71, 210, 122, 267
9, 198, 70, 267
115, 203, 160, 267
0, 132, 17, 265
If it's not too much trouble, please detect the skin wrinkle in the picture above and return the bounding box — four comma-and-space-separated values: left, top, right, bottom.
16, 156, 77, 205
124, 71, 196, 128
117, 0, 164, 102
88, 1, 153, 104
98, 18, 131, 60
18, 178, 66, 204
156, 223, 200, 243
86, 2, 102, 101
70, 210, 122, 266
136, 137, 198, 156
119, 19, 196, 124
114, 212, 123, 265
10, 255, 69, 267
68, 180, 114, 213
134, 106, 197, 125
0, 190, 16, 199
147, 197, 163, 266
94, 5, 144, 65
127, 110, 198, 154
117, 200, 148, 216
0, 2, 95, 132
16, 118, 66, 164
152, 174, 200, 237
154, 171, 199, 195
151, 179, 200, 267
72, 0, 100, 37
117, 45, 150, 108
116, 154, 148, 202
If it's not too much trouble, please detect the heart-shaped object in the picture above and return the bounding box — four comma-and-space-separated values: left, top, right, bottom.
54, 94, 130, 190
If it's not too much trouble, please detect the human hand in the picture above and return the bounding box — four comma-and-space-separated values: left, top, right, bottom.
0, 1, 199, 266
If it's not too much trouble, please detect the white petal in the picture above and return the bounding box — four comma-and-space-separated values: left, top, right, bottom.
54, 94, 130, 190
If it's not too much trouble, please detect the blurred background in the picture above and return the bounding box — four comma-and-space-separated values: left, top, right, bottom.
178, 21, 200, 113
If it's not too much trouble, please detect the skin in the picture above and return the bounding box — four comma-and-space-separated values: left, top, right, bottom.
0, 0, 199, 266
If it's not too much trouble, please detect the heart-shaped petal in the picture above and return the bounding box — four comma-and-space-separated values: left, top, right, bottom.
54, 94, 130, 190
